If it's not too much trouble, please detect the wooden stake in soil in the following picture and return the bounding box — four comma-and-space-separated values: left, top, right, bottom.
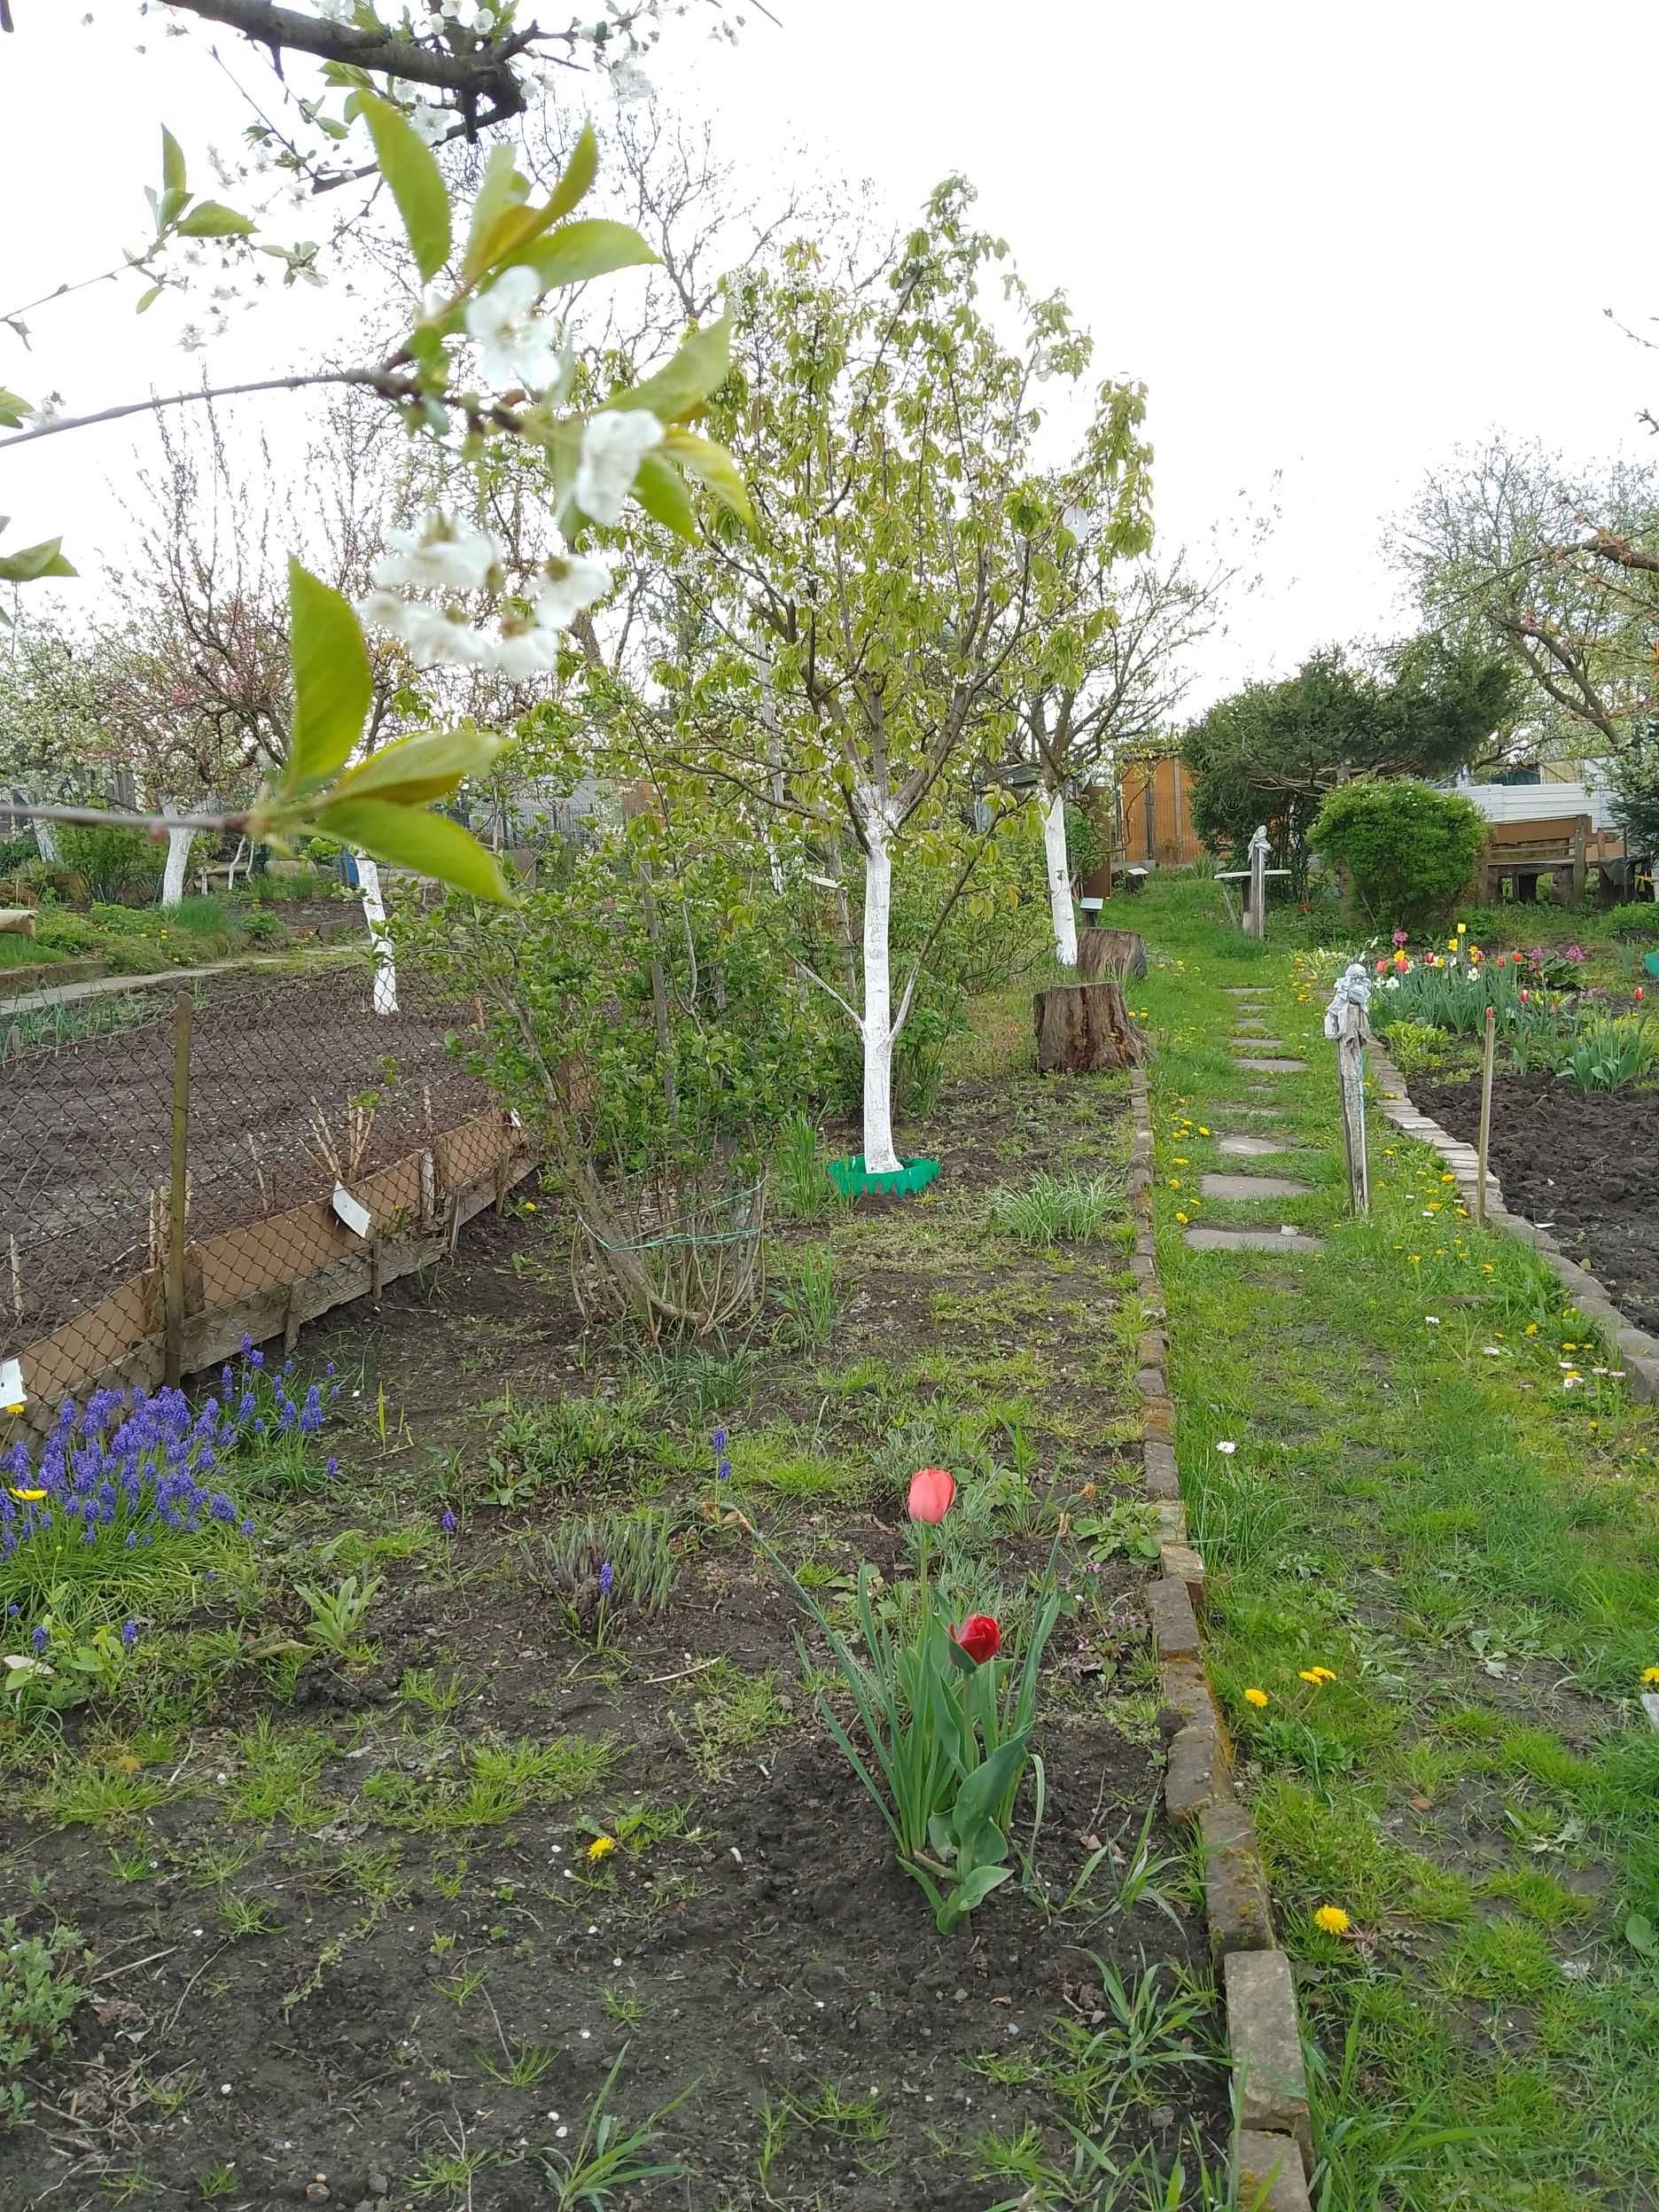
1325, 961, 1372, 1218
1476, 1003, 1496, 1228
165, 997, 191, 1387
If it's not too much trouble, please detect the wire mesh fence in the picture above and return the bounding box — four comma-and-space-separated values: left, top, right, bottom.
2, 957, 533, 1417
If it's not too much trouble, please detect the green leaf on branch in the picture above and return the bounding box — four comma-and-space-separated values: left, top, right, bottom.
662, 429, 753, 526
609, 313, 733, 424
286, 560, 370, 786
0, 536, 77, 584
311, 798, 514, 905
355, 93, 451, 283
158, 187, 191, 231
136, 284, 164, 315
627, 450, 698, 540
325, 721, 511, 810
508, 219, 658, 293
546, 124, 598, 223
0, 388, 30, 429
176, 203, 255, 239
462, 142, 528, 278
161, 125, 187, 196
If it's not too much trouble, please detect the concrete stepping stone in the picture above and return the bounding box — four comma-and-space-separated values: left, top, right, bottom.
1219, 1133, 1304, 1158
1208, 1105, 1289, 1120
1185, 1226, 1325, 1255
1234, 1055, 1307, 1073
1201, 1172, 1314, 1200
1224, 987, 1268, 996
1231, 1036, 1285, 1049
1235, 1020, 1272, 1033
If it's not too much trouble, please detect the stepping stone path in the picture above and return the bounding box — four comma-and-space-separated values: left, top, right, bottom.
1231, 1036, 1285, 1050
1234, 1055, 1308, 1072
1200, 1172, 1314, 1201
1219, 1133, 1304, 1158
1185, 1226, 1325, 1254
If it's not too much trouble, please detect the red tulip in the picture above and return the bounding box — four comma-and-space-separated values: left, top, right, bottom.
952, 1614, 1001, 1665
907, 1466, 955, 1523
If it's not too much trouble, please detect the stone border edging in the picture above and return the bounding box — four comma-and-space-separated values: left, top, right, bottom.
1367, 1042, 1659, 1403
1125, 1065, 1315, 2210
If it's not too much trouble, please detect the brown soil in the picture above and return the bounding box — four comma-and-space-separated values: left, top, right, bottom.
1413, 1071, 1659, 1334
0, 1066, 1222, 2208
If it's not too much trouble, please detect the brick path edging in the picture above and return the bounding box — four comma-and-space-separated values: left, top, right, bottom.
1126, 1067, 1314, 2210
1367, 1043, 1659, 1403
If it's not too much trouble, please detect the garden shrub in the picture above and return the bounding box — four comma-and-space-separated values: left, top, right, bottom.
51, 820, 160, 904
1310, 776, 1488, 932
1382, 1019, 1470, 1080
1608, 900, 1659, 941
30, 910, 104, 954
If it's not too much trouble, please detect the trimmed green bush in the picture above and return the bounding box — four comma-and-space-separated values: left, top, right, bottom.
1310, 775, 1487, 932
52, 820, 160, 904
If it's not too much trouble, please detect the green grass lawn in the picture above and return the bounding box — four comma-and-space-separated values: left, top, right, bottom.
1129, 871, 1659, 2208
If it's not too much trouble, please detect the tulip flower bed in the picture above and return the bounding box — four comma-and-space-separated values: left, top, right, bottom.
0, 1048, 1227, 2209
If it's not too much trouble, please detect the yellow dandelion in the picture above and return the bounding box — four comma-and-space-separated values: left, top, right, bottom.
1197, 1125, 1211, 1136
587, 1834, 617, 1863
1168, 1178, 1181, 1190
523, 1202, 538, 1212
1524, 1322, 1538, 1336
9, 1485, 46, 1502
1313, 1904, 1351, 1936
1299, 1666, 1336, 1686
1173, 1156, 1189, 1165
1175, 1211, 1189, 1225
1243, 1687, 1270, 1709
1642, 1668, 1659, 1687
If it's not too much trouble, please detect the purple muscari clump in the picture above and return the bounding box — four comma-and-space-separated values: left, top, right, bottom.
30, 1624, 48, 1654
238, 1392, 256, 1422
300, 1386, 324, 1435
712, 1425, 731, 1483
597, 1560, 614, 1598
121, 1619, 139, 1651
325, 1456, 339, 1480
249, 1349, 264, 1370
440, 1508, 456, 1534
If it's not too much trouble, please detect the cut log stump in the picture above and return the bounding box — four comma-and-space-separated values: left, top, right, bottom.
1033, 982, 1144, 1073
1078, 927, 1148, 981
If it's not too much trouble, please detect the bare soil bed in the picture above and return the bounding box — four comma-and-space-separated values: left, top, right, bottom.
0, 1064, 1226, 2210
1414, 1071, 1659, 1333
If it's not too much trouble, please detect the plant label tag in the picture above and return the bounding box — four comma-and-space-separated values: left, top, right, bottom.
331, 1183, 371, 1239
508, 1110, 522, 1130
0, 1358, 25, 1411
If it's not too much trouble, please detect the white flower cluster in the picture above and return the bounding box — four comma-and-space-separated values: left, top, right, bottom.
360, 514, 612, 675
463, 268, 571, 401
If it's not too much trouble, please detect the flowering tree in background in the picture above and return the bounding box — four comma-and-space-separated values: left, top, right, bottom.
650, 181, 1150, 1173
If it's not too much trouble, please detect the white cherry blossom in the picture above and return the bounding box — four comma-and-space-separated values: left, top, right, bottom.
464, 265, 566, 396
535, 541, 613, 628
359, 590, 489, 667
371, 516, 502, 595
574, 408, 665, 525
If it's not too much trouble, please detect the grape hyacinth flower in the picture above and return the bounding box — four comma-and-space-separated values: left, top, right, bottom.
597, 1560, 615, 1598
440, 1509, 457, 1534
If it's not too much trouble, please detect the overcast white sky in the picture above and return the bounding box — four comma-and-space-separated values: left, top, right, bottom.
4, 0, 1657, 706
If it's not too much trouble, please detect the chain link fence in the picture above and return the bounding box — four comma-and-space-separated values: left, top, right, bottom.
1, 958, 533, 1418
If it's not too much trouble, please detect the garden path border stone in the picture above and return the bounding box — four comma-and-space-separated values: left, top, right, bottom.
1125, 1062, 1315, 2207
1369, 1040, 1659, 1404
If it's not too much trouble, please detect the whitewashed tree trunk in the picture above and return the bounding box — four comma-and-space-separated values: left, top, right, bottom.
358, 854, 399, 1016
160, 800, 194, 908
16, 790, 58, 863
1040, 784, 1078, 968
860, 813, 901, 1174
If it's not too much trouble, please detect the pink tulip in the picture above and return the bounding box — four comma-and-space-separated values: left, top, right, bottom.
907, 1466, 955, 1524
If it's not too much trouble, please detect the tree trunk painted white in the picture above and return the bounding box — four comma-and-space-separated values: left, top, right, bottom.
358, 854, 399, 1016
16, 790, 58, 863
860, 814, 902, 1174
160, 800, 194, 908
1040, 785, 1078, 968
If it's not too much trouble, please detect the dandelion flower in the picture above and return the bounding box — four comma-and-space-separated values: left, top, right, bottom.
1175, 1211, 1189, 1225
587, 1835, 617, 1863
1243, 1687, 1269, 1708
1642, 1668, 1659, 1687
1313, 1905, 1351, 1936
8, 1486, 46, 1502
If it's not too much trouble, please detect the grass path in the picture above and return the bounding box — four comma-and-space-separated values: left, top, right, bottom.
1133, 876, 1659, 2210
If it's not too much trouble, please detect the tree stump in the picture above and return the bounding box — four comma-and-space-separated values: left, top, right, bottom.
1033, 982, 1144, 1073
1077, 927, 1148, 982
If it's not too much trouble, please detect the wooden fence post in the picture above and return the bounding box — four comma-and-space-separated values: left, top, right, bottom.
1247, 826, 1267, 940
165, 996, 191, 1386
1476, 1004, 1496, 1228
1326, 962, 1371, 1217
